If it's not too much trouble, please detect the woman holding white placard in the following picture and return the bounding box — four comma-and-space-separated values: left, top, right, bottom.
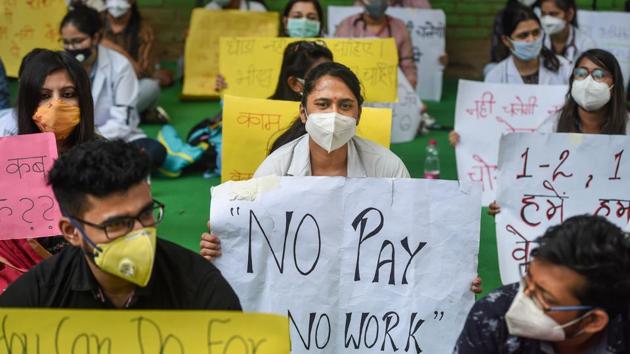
490, 49, 627, 215
485, 3, 572, 85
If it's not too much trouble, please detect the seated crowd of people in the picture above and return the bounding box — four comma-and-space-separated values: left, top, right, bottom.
0, 0, 629, 353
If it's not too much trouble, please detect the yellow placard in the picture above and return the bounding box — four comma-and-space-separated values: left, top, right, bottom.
0, 309, 290, 353
219, 37, 399, 103
221, 95, 392, 182
0, 0, 66, 77
183, 9, 279, 98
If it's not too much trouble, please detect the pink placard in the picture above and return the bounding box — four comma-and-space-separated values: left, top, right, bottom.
0, 133, 61, 240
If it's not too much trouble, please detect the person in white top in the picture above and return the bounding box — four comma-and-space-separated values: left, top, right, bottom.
492, 49, 628, 216
485, 3, 571, 85
540, 0, 596, 64
255, 62, 409, 178
60, 5, 166, 169
200, 62, 483, 293
204, 0, 267, 11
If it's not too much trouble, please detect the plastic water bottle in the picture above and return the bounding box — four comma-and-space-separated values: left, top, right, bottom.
423, 139, 440, 179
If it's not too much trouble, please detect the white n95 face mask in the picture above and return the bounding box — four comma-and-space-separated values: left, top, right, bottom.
541, 15, 566, 35
305, 111, 357, 153
506, 282, 591, 341
571, 75, 612, 112
106, 0, 130, 18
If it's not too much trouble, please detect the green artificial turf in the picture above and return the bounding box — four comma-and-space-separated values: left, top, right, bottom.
7, 74, 502, 297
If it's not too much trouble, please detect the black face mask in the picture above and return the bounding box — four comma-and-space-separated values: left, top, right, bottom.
66, 48, 92, 63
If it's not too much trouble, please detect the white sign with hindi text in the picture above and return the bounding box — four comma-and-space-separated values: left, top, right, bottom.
328, 6, 446, 101
454, 80, 567, 206
496, 133, 630, 284
211, 177, 481, 354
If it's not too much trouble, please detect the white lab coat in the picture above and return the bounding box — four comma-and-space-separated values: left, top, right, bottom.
92, 45, 145, 142
543, 25, 596, 64
254, 135, 410, 178
485, 54, 572, 85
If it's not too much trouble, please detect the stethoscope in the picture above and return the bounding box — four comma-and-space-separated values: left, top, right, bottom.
351, 14, 393, 38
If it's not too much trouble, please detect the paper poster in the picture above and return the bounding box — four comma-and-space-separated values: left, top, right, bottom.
495, 133, 630, 284
0, 309, 290, 353
366, 68, 421, 143
0, 0, 66, 77
212, 176, 481, 354
328, 6, 446, 101
183, 10, 279, 98
578, 10, 630, 88
219, 37, 399, 103
0, 133, 61, 239
454, 80, 567, 205
221, 95, 392, 182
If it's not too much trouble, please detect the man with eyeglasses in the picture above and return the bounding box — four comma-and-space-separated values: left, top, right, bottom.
0, 140, 241, 310
453, 215, 630, 354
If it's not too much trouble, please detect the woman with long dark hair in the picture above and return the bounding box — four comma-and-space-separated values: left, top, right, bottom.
539, 49, 629, 134
0, 49, 97, 291
485, 3, 571, 84
540, 0, 596, 63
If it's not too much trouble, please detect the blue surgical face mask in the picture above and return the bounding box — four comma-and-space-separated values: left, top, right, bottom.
364, 0, 388, 20
510, 35, 543, 61
286, 18, 321, 38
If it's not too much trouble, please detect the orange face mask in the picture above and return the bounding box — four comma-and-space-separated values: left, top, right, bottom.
32, 99, 80, 141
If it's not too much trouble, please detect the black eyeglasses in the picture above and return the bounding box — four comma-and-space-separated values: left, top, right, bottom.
573, 67, 611, 82
71, 199, 164, 240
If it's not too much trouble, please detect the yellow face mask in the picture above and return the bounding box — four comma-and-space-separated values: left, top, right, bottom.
93, 227, 157, 287
32, 99, 80, 141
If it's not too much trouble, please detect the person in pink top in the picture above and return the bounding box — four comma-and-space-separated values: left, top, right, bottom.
335, 0, 418, 88
354, 0, 432, 8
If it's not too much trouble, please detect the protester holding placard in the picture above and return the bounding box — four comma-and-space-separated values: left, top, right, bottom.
334, 0, 418, 88
540, 0, 595, 64
60, 5, 167, 170
0, 49, 97, 292
101, 0, 172, 124
204, 0, 267, 11
485, 49, 628, 216
486, 3, 571, 85
454, 215, 630, 353
200, 62, 409, 262
0, 140, 242, 309
280, 0, 324, 38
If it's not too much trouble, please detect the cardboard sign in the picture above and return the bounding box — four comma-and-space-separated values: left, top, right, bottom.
183, 10, 279, 98
454, 80, 567, 205
578, 10, 630, 88
221, 95, 392, 182
0, 0, 65, 77
212, 176, 481, 354
496, 133, 630, 284
219, 37, 399, 103
0, 309, 290, 353
0, 133, 61, 239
